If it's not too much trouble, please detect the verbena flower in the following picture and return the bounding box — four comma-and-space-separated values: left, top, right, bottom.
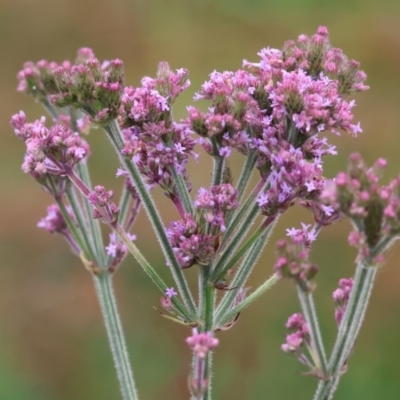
194, 183, 239, 232
17, 48, 124, 124
274, 224, 318, 292
333, 278, 354, 325
281, 313, 311, 366
322, 153, 400, 262
166, 214, 216, 269
186, 328, 219, 359
106, 232, 137, 271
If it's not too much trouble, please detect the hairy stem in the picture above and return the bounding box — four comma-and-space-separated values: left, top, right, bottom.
313, 263, 377, 400
170, 167, 194, 215
103, 120, 197, 318
217, 274, 279, 327
236, 149, 257, 201
75, 161, 106, 266
211, 216, 275, 283
93, 272, 139, 400
297, 288, 328, 374
214, 219, 277, 326
222, 178, 267, 246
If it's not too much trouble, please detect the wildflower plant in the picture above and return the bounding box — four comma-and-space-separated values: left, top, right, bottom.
11, 26, 399, 399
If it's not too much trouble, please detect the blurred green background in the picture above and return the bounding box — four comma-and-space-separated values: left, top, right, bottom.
1, 0, 400, 399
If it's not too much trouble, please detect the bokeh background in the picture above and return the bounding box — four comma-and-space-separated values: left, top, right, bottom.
1, 0, 400, 399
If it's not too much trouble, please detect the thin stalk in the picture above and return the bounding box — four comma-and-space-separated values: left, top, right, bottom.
103, 120, 197, 318
296, 288, 328, 374
65, 185, 99, 264
170, 167, 194, 214
203, 352, 213, 400
54, 194, 91, 260
194, 154, 224, 400
60, 106, 105, 264
313, 263, 377, 400
93, 272, 139, 400
236, 149, 257, 201
210, 216, 275, 283
53, 184, 138, 398
211, 156, 224, 187
221, 178, 267, 247
114, 225, 192, 322
41, 98, 59, 120
214, 220, 277, 325
197, 265, 215, 400
118, 186, 133, 229
65, 168, 192, 322
75, 161, 106, 266
217, 274, 279, 327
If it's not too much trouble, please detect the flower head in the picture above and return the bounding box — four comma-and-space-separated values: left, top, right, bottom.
274, 224, 319, 292
186, 328, 219, 359
321, 153, 400, 262
333, 278, 354, 325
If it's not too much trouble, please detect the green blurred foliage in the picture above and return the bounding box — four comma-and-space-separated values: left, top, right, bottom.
1, 0, 400, 399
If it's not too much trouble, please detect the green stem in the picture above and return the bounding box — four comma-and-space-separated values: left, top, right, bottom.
114, 225, 192, 322
211, 156, 224, 187
103, 120, 197, 319
211, 216, 275, 283
94, 272, 139, 400
65, 185, 99, 264
203, 352, 213, 400
65, 167, 192, 322
221, 178, 267, 248
296, 288, 327, 374
170, 167, 193, 215
214, 220, 277, 326
198, 265, 215, 400
313, 263, 377, 400
236, 149, 257, 201
194, 154, 225, 400
76, 161, 106, 266
54, 194, 91, 260
41, 98, 59, 120
217, 274, 278, 327
118, 185, 132, 228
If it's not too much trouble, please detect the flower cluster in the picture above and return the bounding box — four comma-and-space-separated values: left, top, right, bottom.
187, 69, 262, 156
188, 26, 367, 175
186, 328, 219, 359
281, 313, 311, 364
88, 185, 120, 224
274, 224, 318, 292
321, 153, 400, 262
332, 278, 354, 325
118, 62, 196, 196
12, 27, 380, 400
37, 204, 80, 254
37, 204, 70, 234
256, 146, 326, 216
17, 48, 124, 124
279, 26, 368, 93
194, 183, 239, 232
10, 112, 90, 195
120, 122, 196, 195
167, 184, 238, 269
166, 214, 216, 269
106, 232, 137, 272
120, 62, 190, 128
